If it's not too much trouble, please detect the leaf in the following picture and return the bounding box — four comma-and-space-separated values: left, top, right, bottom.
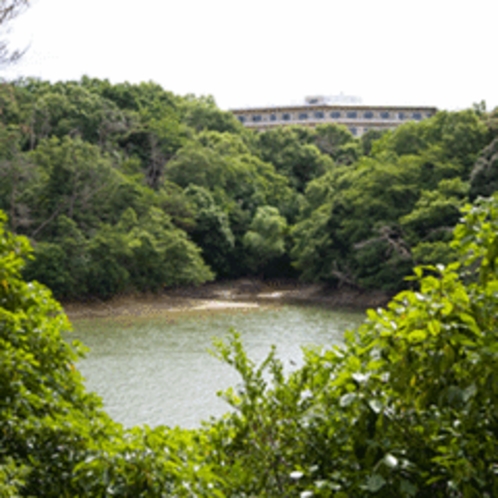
352, 372, 370, 384
427, 320, 441, 336
368, 399, 383, 414
462, 384, 477, 402
339, 392, 357, 407
442, 344, 455, 370
400, 479, 418, 496
290, 471, 304, 480
366, 474, 386, 492
441, 300, 454, 316
458, 313, 480, 335
407, 330, 427, 343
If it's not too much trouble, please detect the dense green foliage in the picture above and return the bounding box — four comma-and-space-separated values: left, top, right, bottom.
1, 77, 496, 299
0, 210, 222, 495
3, 187, 498, 496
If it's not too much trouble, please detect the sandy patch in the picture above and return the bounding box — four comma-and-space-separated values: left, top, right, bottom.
188, 300, 260, 311
63, 279, 391, 320
64, 295, 263, 320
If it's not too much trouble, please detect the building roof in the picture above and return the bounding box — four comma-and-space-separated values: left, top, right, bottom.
231, 103, 438, 114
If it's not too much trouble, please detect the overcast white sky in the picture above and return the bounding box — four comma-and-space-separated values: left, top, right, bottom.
2, 0, 497, 111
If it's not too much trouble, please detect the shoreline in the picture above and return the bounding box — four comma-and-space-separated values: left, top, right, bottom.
63, 279, 392, 320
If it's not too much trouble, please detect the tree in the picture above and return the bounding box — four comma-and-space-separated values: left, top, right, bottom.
291, 202, 348, 284
290, 114, 488, 291
180, 94, 244, 134
112, 206, 214, 292
0, 124, 37, 232
380, 110, 489, 175
400, 178, 469, 266
314, 123, 361, 165
23, 215, 90, 300
243, 205, 288, 275
28, 136, 122, 239
28, 83, 131, 150
361, 128, 388, 156
290, 155, 423, 289
469, 137, 498, 199
184, 185, 235, 278
0, 0, 29, 67
256, 126, 334, 192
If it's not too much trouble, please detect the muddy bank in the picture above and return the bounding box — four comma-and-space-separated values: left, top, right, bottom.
63, 279, 392, 320
167, 279, 392, 309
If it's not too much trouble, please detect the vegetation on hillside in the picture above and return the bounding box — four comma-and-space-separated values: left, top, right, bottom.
0, 77, 496, 300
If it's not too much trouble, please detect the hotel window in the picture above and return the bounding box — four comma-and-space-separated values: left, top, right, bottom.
270, 114, 277, 121
237, 116, 246, 123
282, 113, 291, 121
252, 115, 262, 122
314, 111, 324, 119
299, 113, 308, 120
330, 111, 341, 119
412, 112, 422, 120
349, 127, 357, 136
426, 112, 432, 118
346, 111, 357, 119
364, 111, 373, 119
398, 112, 405, 120
381, 112, 390, 119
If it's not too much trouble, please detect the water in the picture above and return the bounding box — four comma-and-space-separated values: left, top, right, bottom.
70, 303, 364, 428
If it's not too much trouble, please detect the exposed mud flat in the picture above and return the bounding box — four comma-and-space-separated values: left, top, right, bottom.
63, 279, 392, 320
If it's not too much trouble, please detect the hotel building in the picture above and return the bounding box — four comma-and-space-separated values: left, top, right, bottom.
231, 96, 437, 137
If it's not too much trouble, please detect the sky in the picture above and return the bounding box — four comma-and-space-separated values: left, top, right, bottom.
2, 0, 497, 112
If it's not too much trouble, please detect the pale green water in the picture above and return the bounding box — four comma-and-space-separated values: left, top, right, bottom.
71, 303, 364, 428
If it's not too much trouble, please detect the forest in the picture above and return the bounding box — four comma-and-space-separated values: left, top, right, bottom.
1, 77, 497, 301
2, 75, 498, 496
4, 0, 498, 495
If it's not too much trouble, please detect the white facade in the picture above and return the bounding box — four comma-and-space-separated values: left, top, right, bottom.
231, 102, 437, 137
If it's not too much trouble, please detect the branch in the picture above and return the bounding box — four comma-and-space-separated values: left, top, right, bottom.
30, 200, 68, 240
331, 261, 360, 289
0, 0, 30, 66
354, 225, 411, 259
0, 0, 29, 25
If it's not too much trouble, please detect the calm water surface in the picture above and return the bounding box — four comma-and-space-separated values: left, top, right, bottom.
70, 303, 364, 428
